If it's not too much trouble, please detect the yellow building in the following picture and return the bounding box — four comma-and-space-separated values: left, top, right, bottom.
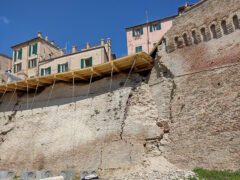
11, 32, 62, 79
39, 38, 114, 76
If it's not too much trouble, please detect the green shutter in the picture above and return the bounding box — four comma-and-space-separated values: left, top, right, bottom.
19, 63, 22, 71
89, 57, 93, 67
14, 50, 17, 62
132, 29, 135, 37
14, 64, 16, 73
34, 58, 37, 67
41, 68, 44, 76
65, 62, 68, 71
28, 60, 30, 68
49, 67, 51, 74
20, 48, 22, 59
81, 59, 84, 68
150, 24, 153, 32
29, 45, 32, 56
135, 47, 138, 53
34, 43, 38, 54
58, 64, 61, 73
140, 27, 143, 35
158, 22, 161, 30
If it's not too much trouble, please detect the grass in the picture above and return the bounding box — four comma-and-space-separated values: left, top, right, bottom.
191, 168, 240, 180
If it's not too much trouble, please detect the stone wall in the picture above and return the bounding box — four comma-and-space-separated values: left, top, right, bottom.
160, 0, 240, 76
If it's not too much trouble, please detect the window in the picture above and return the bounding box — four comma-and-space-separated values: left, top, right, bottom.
150, 22, 161, 32
201, 28, 207, 42
221, 20, 228, 35
81, 57, 93, 69
210, 24, 217, 39
233, 15, 240, 30
132, 27, 143, 37
135, 46, 142, 53
41, 67, 51, 76
192, 30, 198, 44
13, 63, 22, 73
58, 62, 69, 73
28, 58, 37, 68
183, 33, 189, 46
175, 37, 181, 48
14, 48, 22, 61
29, 43, 38, 57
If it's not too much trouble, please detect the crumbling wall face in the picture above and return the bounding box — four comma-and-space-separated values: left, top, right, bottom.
0, 73, 188, 179
161, 0, 240, 75
162, 63, 240, 170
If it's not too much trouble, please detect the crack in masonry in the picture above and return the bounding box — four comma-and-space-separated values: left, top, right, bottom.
119, 90, 132, 140
98, 146, 104, 170
169, 80, 176, 123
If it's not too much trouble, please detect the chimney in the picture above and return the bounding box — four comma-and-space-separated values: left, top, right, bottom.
38, 32, 42, 38
60, 49, 64, 56
101, 39, 105, 46
86, 42, 91, 49
51, 40, 54, 45
72, 46, 77, 53
185, 2, 189, 7
45, 36, 48, 41
107, 38, 112, 61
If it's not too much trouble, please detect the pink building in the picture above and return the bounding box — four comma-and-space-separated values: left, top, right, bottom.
126, 15, 176, 55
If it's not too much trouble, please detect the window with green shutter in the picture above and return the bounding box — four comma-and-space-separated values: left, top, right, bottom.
140, 27, 143, 35
35, 42, 38, 54
58, 64, 61, 73
14, 64, 16, 73
41, 69, 44, 76
48, 67, 51, 74
29, 45, 32, 56
28, 60, 30, 68
81, 59, 84, 69
89, 57, 93, 67
19, 63, 22, 71
135, 46, 142, 53
18, 48, 22, 60
150, 24, 153, 32
157, 22, 161, 30
65, 62, 68, 71
14, 50, 17, 62
132, 29, 135, 37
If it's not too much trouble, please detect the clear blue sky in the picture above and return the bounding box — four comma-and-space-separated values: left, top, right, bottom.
0, 0, 199, 58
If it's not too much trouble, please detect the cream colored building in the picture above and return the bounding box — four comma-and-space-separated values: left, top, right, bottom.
39, 38, 114, 76
0, 53, 12, 72
11, 32, 62, 79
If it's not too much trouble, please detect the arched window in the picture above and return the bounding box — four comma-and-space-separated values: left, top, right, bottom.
175, 37, 180, 48
233, 15, 240, 30
210, 24, 217, 39
201, 28, 207, 42
183, 33, 189, 46
192, 30, 198, 44
221, 20, 228, 35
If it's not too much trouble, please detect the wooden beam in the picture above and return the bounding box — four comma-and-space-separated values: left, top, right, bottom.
54, 75, 71, 82
72, 72, 88, 81
15, 83, 36, 89
36, 78, 53, 84
110, 61, 120, 72
91, 67, 103, 76
139, 57, 151, 65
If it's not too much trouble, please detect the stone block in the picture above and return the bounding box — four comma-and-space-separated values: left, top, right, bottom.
0, 171, 15, 179
40, 176, 64, 180
36, 171, 53, 180
20, 171, 36, 180
80, 170, 98, 180
58, 171, 75, 180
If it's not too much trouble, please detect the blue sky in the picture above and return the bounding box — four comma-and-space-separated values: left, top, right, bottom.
0, 0, 199, 58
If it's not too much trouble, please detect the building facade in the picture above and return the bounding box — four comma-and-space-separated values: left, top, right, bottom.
0, 53, 11, 72
125, 15, 176, 55
11, 32, 62, 79
39, 38, 114, 76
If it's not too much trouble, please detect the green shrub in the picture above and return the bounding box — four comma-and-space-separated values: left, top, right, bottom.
193, 168, 240, 180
